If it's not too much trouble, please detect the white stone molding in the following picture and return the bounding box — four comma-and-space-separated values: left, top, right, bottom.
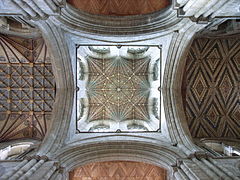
174, 0, 240, 23
49, 3, 185, 37
33, 20, 75, 156
0, 0, 65, 20
163, 20, 208, 154
54, 140, 185, 179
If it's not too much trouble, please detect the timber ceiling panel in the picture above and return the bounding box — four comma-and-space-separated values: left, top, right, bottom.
182, 37, 240, 138
0, 34, 55, 142
67, 0, 170, 16
69, 161, 167, 180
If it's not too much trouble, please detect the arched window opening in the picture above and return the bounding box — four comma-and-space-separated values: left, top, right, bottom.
0, 142, 33, 160
200, 139, 240, 157
224, 145, 240, 157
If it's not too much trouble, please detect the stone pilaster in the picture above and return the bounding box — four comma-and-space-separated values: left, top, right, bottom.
0, 156, 63, 180
9, 157, 38, 180
18, 156, 49, 180
0, 156, 31, 179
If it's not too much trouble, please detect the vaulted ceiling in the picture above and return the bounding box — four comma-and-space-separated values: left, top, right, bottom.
67, 0, 171, 16
182, 37, 240, 138
77, 46, 160, 132
87, 48, 150, 131
0, 34, 55, 142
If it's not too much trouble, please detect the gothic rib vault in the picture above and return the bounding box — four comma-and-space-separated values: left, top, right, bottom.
77, 46, 160, 132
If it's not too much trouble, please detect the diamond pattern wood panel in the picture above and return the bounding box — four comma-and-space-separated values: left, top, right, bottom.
69, 161, 167, 180
0, 34, 55, 142
67, 0, 170, 16
182, 37, 240, 138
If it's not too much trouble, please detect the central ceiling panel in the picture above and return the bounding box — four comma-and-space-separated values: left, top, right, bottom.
77, 45, 161, 132
67, 0, 171, 16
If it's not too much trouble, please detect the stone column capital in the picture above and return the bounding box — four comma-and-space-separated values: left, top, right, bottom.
53, 162, 60, 169
188, 151, 208, 159
40, 155, 49, 161
33, 155, 41, 160
24, 156, 32, 160
171, 164, 179, 172
58, 167, 65, 174
176, 159, 184, 167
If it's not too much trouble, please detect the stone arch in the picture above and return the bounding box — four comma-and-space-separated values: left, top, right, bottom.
54, 140, 185, 179
163, 28, 205, 154
33, 14, 206, 156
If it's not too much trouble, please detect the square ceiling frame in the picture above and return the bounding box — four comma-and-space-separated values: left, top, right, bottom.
75, 44, 162, 133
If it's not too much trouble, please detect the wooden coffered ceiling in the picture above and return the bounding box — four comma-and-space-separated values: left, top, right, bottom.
67, 0, 171, 16
182, 37, 240, 138
0, 34, 55, 142
69, 161, 167, 180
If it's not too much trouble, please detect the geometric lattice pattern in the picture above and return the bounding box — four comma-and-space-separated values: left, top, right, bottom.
77, 46, 160, 132
0, 34, 55, 142
67, 0, 170, 16
69, 161, 167, 180
182, 38, 240, 138
87, 53, 150, 123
